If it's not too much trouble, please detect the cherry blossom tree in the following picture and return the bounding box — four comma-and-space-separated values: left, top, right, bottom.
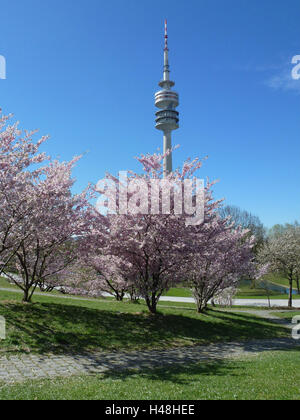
258, 227, 300, 308
53, 148, 255, 314
76, 254, 137, 301
0, 110, 48, 273
85, 150, 226, 314
0, 108, 92, 302
2, 155, 89, 302
184, 220, 255, 313
213, 287, 236, 308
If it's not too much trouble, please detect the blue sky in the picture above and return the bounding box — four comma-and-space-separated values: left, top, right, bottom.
0, 0, 299, 227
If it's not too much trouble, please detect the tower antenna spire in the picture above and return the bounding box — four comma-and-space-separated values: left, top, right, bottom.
164, 19, 169, 51
155, 20, 179, 177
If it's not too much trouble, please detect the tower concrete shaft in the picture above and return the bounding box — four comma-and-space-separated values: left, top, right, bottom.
163, 131, 172, 175
155, 20, 179, 177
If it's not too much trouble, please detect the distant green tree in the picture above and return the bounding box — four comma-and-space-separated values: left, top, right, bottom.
219, 205, 266, 254
219, 205, 266, 288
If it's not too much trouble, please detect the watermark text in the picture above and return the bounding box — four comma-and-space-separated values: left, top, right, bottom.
291, 55, 300, 80
96, 172, 205, 226
292, 316, 300, 340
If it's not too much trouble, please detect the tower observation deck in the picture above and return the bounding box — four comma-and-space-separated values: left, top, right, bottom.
155, 20, 179, 177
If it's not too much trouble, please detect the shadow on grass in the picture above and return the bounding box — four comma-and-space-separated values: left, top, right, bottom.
96, 348, 300, 389
0, 301, 288, 355
107, 347, 300, 386
99, 358, 243, 385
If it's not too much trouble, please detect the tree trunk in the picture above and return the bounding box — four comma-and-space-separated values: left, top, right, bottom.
288, 277, 293, 308
145, 295, 157, 314
296, 276, 300, 295
115, 292, 124, 302
193, 288, 207, 313
129, 286, 139, 303
148, 304, 157, 314
195, 296, 207, 313
23, 288, 32, 303
197, 303, 207, 313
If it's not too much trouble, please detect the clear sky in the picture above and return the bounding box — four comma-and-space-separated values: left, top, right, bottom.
0, 0, 299, 228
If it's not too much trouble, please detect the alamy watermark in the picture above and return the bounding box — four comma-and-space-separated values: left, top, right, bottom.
0, 316, 5, 340
96, 172, 205, 226
292, 316, 300, 340
291, 55, 300, 80
0, 55, 6, 80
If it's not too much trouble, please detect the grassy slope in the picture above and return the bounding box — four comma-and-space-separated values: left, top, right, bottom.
0, 277, 65, 297
232, 275, 300, 300
0, 290, 287, 355
165, 284, 300, 300
165, 275, 300, 300
165, 284, 287, 300
264, 273, 299, 290
2, 275, 300, 300
1, 350, 300, 400
270, 311, 300, 320
234, 282, 298, 300
236, 282, 278, 298
0, 277, 16, 289
263, 273, 289, 288
164, 287, 193, 297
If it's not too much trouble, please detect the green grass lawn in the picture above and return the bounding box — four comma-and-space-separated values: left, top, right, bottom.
235, 277, 300, 300
0, 290, 288, 355
164, 283, 277, 299
270, 311, 300, 320
0, 277, 68, 297
1, 350, 299, 400
235, 283, 278, 299
2, 274, 300, 301
264, 273, 299, 290
163, 278, 300, 300
0, 277, 17, 289
164, 287, 193, 298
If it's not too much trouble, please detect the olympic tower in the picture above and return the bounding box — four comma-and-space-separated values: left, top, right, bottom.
155, 20, 179, 177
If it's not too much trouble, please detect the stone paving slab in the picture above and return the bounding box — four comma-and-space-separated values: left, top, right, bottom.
0, 337, 299, 384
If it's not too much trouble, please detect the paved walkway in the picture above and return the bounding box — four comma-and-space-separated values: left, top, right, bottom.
0, 337, 298, 384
